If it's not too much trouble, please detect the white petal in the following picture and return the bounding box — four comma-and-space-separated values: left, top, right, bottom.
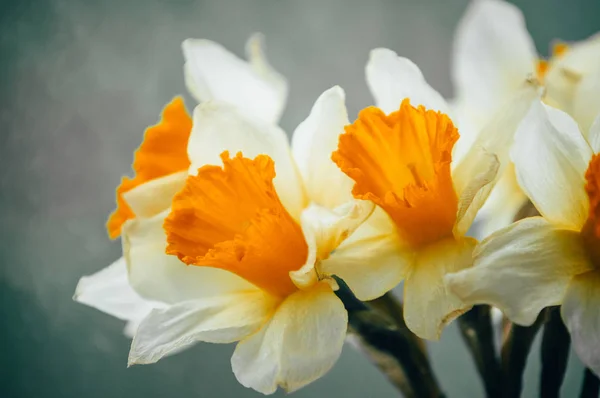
129, 290, 277, 366
588, 114, 600, 153
73, 257, 162, 322
452, 81, 539, 196
453, 149, 499, 237
561, 270, 600, 376
366, 48, 450, 114
446, 217, 592, 326
474, 164, 529, 238
291, 86, 354, 208
187, 102, 306, 219
573, 69, 600, 134
511, 101, 592, 230
122, 171, 187, 219
231, 284, 347, 394
182, 35, 287, 124
545, 33, 600, 119
452, 0, 537, 118
321, 225, 410, 301
404, 237, 477, 340
290, 200, 375, 289
122, 210, 254, 304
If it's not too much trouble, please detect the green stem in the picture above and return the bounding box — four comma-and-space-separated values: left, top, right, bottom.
540, 307, 570, 398
335, 280, 444, 398
458, 305, 501, 398
580, 369, 600, 398
501, 311, 545, 398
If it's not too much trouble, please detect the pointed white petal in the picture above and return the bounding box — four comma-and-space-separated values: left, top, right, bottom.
474, 163, 528, 238
122, 210, 255, 304
573, 69, 600, 134
562, 270, 600, 377
545, 33, 600, 123
122, 172, 187, 219
187, 102, 306, 219
446, 217, 592, 326
291, 86, 354, 208
321, 226, 410, 301
404, 237, 477, 340
231, 284, 347, 394
366, 48, 450, 114
452, 0, 537, 118
588, 114, 600, 153
511, 101, 592, 230
74, 258, 162, 322
129, 290, 276, 366
182, 35, 287, 124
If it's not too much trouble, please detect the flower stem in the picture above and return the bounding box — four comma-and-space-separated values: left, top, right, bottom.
458, 305, 501, 398
540, 307, 570, 398
500, 310, 545, 398
335, 280, 444, 398
580, 368, 600, 398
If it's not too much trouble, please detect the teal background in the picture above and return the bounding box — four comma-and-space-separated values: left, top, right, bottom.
1, 0, 598, 397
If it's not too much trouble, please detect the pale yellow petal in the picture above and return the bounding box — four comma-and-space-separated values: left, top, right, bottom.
452, 82, 539, 226
231, 283, 347, 394
187, 102, 306, 219
366, 48, 450, 114
291, 86, 354, 208
121, 171, 187, 219
122, 210, 254, 304
73, 257, 162, 323
561, 270, 600, 376
511, 101, 592, 230
446, 217, 592, 326
321, 227, 410, 301
182, 35, 287, 124
452, 0, 537, 119
404, 237, 477, 340
129, 290, 277, 366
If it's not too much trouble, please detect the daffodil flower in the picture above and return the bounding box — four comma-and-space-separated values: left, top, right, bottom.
453, 0, 600, 236
328, 48, 539, 340
76, 33, 403, 392
446, 100, 600, 375
75, 35, 288, 336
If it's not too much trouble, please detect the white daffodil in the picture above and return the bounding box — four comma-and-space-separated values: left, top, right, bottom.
75, 33, 404, 392
75, 34, 287, 336
452, 0, 600, 236
123, 85, 388, 394
328, 48, 539, 340
446, 100, 600, 375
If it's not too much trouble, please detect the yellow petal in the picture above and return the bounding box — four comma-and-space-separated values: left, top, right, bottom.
129, 290, 277, 366
561, 270, 600, 376
446, 217, 592, 326
404, 237, 477, 340
231, 283, 347, 394
122, 210, 254, 304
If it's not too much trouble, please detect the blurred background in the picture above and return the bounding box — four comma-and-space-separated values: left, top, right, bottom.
1, 0, 599, 397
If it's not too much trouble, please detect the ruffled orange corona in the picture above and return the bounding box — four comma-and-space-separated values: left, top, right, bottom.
332, 98, 459, 248
582, 154, 600, 261
106, 97, 192, 238
164, 151, 308, 298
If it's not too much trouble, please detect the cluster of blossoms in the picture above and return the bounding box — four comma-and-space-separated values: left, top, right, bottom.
74, 0, 600, 394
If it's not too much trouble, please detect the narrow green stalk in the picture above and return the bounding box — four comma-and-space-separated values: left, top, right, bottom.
458, 305, 501, 398
335, 280, 444, 398
540, 307, 570, 398
501, 310, 545, 398
580, 369, 600, 398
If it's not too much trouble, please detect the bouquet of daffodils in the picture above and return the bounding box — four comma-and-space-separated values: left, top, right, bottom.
73, 0, 600, 396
